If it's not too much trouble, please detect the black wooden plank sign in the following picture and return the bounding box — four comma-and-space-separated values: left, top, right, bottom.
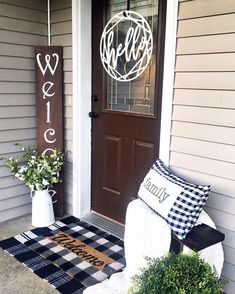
35, 46, 64, 216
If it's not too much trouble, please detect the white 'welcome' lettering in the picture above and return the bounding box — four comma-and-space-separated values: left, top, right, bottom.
36, 53, 59, 76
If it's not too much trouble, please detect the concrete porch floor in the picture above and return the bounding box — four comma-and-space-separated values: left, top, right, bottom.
0, 215, 58, 294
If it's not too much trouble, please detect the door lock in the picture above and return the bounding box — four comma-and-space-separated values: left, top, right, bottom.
91, 95, 98, 102
88, 111, 98, 118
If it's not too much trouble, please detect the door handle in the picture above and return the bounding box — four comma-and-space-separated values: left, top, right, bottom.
88, 111, 99, 118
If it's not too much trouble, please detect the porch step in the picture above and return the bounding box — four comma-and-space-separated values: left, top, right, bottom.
81, 212, 125, 240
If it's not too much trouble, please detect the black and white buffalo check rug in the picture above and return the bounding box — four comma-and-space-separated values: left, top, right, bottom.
0, 216, 125, 294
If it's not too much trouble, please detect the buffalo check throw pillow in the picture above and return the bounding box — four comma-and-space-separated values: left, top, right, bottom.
138, 159, 210, 240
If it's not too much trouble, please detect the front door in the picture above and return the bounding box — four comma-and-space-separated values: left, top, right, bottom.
91, 0, 166, 223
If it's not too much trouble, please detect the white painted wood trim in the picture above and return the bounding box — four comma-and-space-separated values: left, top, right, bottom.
47, 0, 51, 46
159, 0, 178, 164
72, 0, 92, 217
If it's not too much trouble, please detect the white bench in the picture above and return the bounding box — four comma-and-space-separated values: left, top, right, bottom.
84, 199, 224, 294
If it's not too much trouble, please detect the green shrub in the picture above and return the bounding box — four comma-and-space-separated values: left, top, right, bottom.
128, 252, 227, 294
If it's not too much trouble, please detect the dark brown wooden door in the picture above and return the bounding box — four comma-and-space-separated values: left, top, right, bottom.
91, 0, 166, 223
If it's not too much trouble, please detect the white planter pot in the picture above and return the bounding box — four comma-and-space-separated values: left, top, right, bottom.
31, 189, 56, 227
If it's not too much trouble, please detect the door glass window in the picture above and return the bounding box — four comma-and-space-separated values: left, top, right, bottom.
106, 0, 158, 115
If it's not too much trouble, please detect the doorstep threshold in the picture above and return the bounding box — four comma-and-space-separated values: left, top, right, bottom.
81, 211, 125, 240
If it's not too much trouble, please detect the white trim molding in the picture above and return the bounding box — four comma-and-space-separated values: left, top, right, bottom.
72, 0, 92, 217
159, 0, 178, 164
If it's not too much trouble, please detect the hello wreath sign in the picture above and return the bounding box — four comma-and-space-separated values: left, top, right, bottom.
100, 10, 153, 82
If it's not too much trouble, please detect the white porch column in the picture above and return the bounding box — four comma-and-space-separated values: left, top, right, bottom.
159, 0, 178, 164
72, 0, 92, 217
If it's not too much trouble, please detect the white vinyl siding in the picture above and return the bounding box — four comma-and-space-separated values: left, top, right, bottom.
51, 0, 73, 215
170, 0, 235, 292
0, 0, 47, 222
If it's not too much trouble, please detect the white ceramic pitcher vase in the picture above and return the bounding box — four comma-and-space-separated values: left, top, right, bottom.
31, 189, 56, 227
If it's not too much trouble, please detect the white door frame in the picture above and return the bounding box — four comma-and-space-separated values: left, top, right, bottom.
72, 0, 178, 217
72, 0, 92, 217
159, 0, 178, 164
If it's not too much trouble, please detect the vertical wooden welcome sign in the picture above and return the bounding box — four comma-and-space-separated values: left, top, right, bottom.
35, 46, 64, 216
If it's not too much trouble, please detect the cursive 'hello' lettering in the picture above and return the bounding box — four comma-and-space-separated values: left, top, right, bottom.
103, 25, 149, 69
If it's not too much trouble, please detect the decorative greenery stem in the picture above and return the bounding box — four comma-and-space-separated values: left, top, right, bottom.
1, 143, 64, 191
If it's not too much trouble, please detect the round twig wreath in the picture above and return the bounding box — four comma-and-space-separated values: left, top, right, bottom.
100, 11, 153, 82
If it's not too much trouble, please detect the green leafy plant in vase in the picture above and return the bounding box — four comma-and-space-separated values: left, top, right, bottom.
1, 143, 65, 227
128, 252, 227, 294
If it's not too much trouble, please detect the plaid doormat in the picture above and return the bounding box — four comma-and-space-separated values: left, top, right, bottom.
0, 216, 125, 294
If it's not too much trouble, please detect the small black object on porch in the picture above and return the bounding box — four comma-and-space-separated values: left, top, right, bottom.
170, 224, 225, 254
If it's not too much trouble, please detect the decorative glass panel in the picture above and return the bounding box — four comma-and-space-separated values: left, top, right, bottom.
106, 0, 158, 115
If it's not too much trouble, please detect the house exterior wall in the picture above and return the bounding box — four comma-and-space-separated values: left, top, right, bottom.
0, 0, 73, 221
0, 0, 47, 222
50, 0, 73, 215
170, 0, 235, 292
